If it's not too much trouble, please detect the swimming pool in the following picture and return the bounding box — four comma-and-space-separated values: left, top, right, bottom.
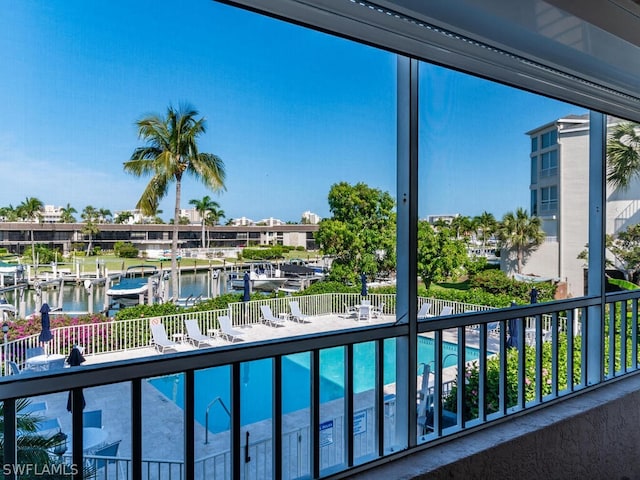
149, 337, 483, 433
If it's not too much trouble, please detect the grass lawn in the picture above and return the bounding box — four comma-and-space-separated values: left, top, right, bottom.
29, 249, 323, 274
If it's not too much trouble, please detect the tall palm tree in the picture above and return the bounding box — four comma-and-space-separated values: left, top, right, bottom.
17, 197, 43, 267
606, 122, 640, 191
497, 207, 545, 274
81, 205, 100, 255
124, 104, 226, 297
59, 203, 77, 223
189, 195, 221, 248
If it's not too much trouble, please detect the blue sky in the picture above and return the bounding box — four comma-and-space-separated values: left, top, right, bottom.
0, 0, 585, 222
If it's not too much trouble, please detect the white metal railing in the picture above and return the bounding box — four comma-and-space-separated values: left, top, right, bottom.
4, 293, 637, 479
1, 294, 500, 374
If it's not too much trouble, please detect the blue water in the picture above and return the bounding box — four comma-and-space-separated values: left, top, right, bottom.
148, 337, 483, 433
2, 271, 213, 314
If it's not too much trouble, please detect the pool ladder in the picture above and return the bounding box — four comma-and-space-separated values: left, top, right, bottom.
205, 396, 231, 444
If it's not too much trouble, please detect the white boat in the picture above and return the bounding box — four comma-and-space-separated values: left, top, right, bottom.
230, 263, 289, 292
106, 265, 158, 306
0, 262, 22, 275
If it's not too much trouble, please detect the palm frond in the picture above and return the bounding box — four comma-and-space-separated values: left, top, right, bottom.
607, 122, 640, 190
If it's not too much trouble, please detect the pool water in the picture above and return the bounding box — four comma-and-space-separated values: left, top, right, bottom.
149, 337, 482, 433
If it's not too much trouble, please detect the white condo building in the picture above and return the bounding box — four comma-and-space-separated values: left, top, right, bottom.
505, 114, 640, 297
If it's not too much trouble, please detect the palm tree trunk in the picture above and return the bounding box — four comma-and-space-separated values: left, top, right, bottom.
30, 228, 36, 269
201, 220, 205, 249
171, 180, 181, 299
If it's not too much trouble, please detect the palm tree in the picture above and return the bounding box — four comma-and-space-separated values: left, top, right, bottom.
497, 207, 545, 274
0, 399, 92, 479
98, 208, 112, 224
0, 205, 19, 222
204, 208, 225, 248
473, 211, 497, 247
17, 197, 43, 267
59, 203, 77, 223
124, 104, 226, 297
81, 206, 100, 255
450, 215, 474, 241
606, 122, 640, 191
189, 195, 221, 248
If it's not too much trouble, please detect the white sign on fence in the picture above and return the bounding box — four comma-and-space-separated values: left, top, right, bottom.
353, 410, 367, 435
320, 420, 334, 447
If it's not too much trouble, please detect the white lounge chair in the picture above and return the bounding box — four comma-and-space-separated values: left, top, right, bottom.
184, 319, 215, 347
150, 323, 179, 353
218, 315, 245, 342
289, 301, 311, 323
438, 306, 454, 316
417, 303, 432, 319
260, 305, 286, 327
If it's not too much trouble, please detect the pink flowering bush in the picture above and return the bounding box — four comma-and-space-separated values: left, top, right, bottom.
6, 313, 112, 361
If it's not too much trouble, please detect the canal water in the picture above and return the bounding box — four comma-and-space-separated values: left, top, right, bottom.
2, 271, 224, 317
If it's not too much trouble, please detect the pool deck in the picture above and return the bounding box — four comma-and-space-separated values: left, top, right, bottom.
25, 312, 502, 475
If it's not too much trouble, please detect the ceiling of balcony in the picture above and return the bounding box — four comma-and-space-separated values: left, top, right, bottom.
224, 0, 640, 118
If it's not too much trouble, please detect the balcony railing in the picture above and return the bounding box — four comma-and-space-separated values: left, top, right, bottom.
1, 291, 636, 479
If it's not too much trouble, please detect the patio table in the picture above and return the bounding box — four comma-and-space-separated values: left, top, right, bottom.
25, 354, 66, 371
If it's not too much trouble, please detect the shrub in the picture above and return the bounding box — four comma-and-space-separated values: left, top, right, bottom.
114, 241, 139, 258
444, 334, 582, 420
114, 303, 180, 320
22, 245, 62, 264
470, 270, 556, 303
242, 247, 286, 260
295, 281, 359, 296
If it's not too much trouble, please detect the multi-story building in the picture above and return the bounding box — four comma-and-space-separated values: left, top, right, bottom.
0, 223, 319, 255
510, 115, 640, 297
6, 2, 640, 480
301, 210, 322, 224
40, 205, 64, 223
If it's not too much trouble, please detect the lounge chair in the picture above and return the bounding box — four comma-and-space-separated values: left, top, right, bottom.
150, 323, 179, 353
417, 303, 432, 319
438, 306, 454, 316
289, 301, 311, 323
260, 305, 286, 327
218, 315, 245, 342
184, 319, 215, 347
